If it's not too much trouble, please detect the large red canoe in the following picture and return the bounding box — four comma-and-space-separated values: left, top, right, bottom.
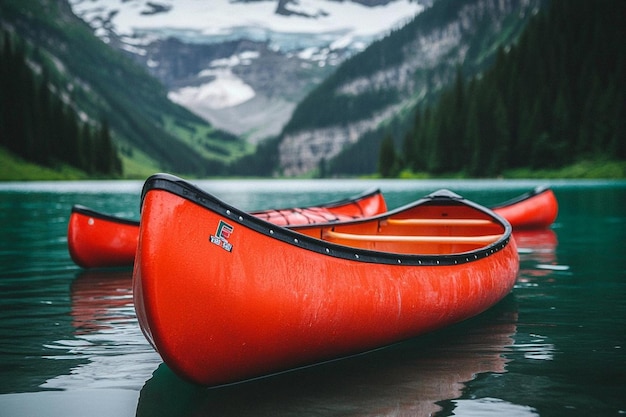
67, 188, 387, 268
67, 186, 555, 269
133, 174, 519, 386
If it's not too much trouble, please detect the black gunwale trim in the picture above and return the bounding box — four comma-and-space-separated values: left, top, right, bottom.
140, 174, 513, 266
490, 185, 551, 210
71, 204, 139, 227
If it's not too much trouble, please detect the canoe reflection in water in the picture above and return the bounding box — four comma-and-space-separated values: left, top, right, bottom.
41, 269, 157, 391
514, 229, 560, 281
510, 229, 560, 364
137, 298, 521, 417
70, 269, 135, 335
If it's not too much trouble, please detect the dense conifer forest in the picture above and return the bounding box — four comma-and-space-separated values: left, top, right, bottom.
0, 31, 123, 177
379, 0, 625, 177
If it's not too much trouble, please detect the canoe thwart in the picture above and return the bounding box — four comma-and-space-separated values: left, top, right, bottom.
323, 230, 503, 245
385, 218, 495, 226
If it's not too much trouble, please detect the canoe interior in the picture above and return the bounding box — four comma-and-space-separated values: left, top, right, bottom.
294, 201, 505, 255
252, 188, 387, 225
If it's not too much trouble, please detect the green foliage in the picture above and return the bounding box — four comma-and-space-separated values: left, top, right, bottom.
385, 0, 625, 178
0, 31, 123, 177
378, 134, 399, 178
285, 88, 399, 133
503, 159, 626, 180
0, 147, 89, 180
228, 136, 281, 177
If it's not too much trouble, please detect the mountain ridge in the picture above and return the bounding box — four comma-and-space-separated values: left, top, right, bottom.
276, 0, 545, 176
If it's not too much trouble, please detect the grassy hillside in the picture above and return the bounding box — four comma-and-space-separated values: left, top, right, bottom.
0, 147, 89, 180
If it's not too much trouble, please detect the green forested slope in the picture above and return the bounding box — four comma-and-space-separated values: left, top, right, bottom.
0, 0, 248, 178
284, 0, 538, 135
1, 31, 122, 178
382, 0, 625, 177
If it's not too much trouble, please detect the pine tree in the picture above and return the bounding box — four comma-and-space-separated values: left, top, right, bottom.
412, 108, 431, 172
400, 129, 415, 171
488, 94, 510, 176
464, 93, 481, 176
378, 134, 398, 178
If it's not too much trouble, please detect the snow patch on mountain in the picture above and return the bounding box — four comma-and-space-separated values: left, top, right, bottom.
210, 50, 260, 68
166, 50, 260, 109
169, 71, 255, 109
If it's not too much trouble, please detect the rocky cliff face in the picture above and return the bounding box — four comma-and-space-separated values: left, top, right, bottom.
277, 0, 542, 176
135, 37, 336, 143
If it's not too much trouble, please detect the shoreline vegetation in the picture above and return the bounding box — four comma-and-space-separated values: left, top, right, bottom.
2, 147, 624, 181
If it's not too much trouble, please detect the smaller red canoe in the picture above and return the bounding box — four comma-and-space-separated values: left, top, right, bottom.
67, 188, 387, 269
492, 186, 558, 229
68, 205, 140, 269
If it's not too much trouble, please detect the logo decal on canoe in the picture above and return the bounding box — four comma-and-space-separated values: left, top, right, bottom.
210, 220, 234, 252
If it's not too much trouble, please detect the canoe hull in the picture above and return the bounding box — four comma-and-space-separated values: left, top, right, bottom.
493, 186, 558, 229
67, 205, 139, 269
134, 175, 519, 386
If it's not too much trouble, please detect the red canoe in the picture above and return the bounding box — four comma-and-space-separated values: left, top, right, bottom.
133, 174, 519, 386
67, 188, 387, 269
492, 186, 558, 229
67, 205, 140, 269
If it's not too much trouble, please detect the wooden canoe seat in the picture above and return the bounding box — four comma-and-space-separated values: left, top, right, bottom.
385, 218, 494, 226
323, 230, 503, 245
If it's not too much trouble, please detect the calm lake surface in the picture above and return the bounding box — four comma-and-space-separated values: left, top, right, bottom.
0, 178, 624, 417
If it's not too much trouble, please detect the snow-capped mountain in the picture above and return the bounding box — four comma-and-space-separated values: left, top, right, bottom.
68, 0, 425, 141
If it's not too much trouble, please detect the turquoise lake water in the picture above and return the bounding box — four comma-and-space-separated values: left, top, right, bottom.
0, 178, 624, 416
